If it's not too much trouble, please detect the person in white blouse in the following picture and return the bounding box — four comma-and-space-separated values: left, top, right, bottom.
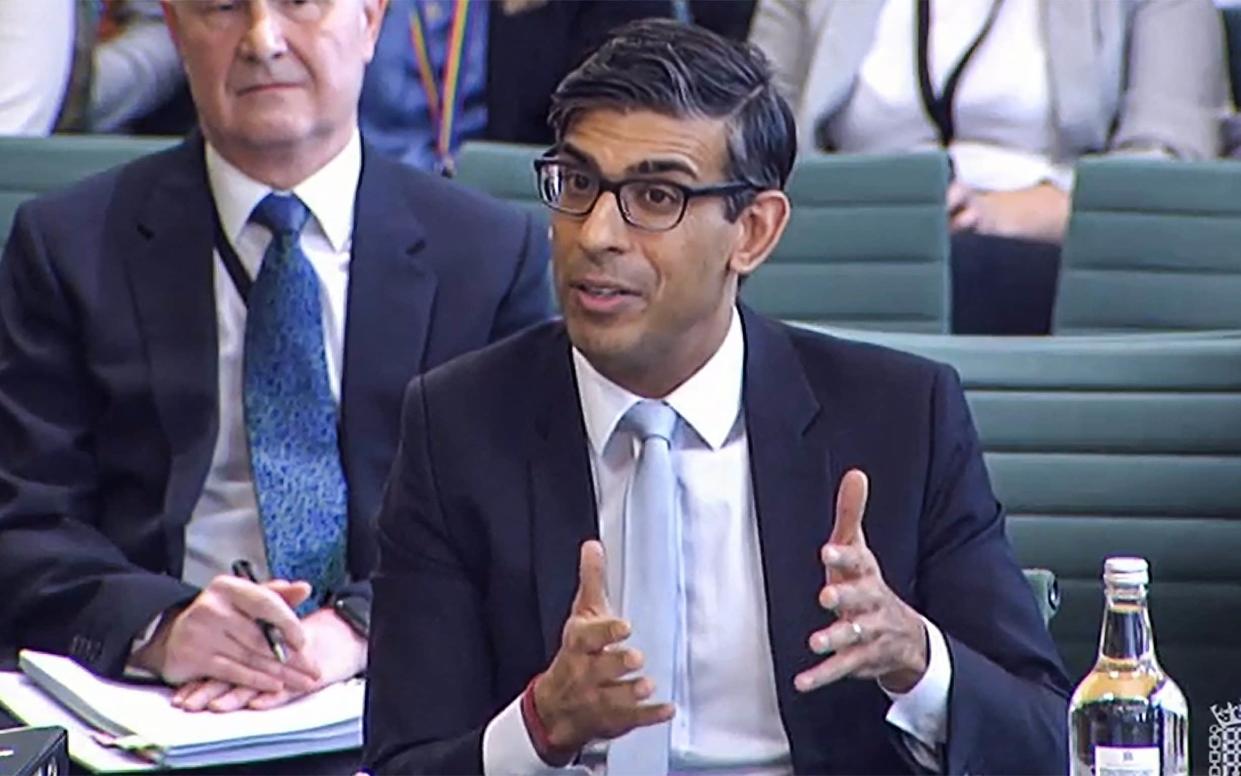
750, 0, 1230, 333
365, 19, 1069, 775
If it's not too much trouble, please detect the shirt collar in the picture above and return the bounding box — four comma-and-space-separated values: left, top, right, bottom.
204, 128, 362, 253
573, 307, 745, 455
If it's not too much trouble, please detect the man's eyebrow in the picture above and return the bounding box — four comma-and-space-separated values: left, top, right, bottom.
557, 143, 595, 167
626, 158, 699, 179
554, 144, 699, 179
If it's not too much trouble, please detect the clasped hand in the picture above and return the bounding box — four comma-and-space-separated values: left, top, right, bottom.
131, 575, 366, 712
795, 469, 929, 695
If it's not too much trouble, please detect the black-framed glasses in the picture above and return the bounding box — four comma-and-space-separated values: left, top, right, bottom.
533, 158, 759, 232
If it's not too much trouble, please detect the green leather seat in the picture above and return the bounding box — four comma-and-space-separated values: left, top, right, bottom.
1055, 157, 1241, 333
0, 135, 177, 244
454, 141, 548, 225
742, 152, 951, 332
1023, 567, 1060, 626
801, 325, 1241, 767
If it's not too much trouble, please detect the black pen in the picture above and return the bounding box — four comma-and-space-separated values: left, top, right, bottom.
230, 559, 289, 664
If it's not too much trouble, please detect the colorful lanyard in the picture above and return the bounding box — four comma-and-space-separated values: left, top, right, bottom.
409, 0, 472, 177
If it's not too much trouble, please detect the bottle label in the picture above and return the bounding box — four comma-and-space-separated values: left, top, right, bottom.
1094, 746, 1159, 776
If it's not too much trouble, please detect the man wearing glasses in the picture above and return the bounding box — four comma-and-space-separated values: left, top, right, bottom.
364, 19, 1068, 775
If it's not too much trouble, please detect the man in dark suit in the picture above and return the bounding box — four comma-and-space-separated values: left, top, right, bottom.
364, 19, 1069, 775
0, 0, 550, 714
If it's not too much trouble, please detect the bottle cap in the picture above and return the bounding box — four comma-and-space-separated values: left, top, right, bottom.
1104, 556, 1149, 585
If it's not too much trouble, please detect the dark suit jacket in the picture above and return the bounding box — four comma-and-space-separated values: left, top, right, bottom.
0, 136, 552, 677
363, 308, 1071, 774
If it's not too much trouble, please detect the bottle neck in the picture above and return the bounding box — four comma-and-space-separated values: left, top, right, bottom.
1098, 582, 1156, 665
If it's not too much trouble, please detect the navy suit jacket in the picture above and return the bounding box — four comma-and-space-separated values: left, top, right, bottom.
363, 308, 1071, 774
0, 136, 552, 677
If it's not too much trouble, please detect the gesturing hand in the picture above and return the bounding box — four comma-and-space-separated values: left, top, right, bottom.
795, 469, 929, 694
532, 541, 675, 757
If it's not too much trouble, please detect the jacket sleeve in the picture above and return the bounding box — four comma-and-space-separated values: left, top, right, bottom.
0, 202, 198, 677
362, 376, 495, 774
747, 0, 813, 106
916, 365, 1072, 774
1109, 0, 1230, 159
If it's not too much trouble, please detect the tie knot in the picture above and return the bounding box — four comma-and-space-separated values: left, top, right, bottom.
623, 400, 678, 443
250, 193, 310, 239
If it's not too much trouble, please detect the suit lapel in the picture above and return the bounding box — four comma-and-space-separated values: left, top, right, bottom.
741, 308, 853, 765
528, 328, 599, 662
125, 138, 219, 570
339, 147, 435, 485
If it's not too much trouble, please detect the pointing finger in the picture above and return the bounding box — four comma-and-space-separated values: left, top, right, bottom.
572, 540, 610, 616
828, 469, 868, 547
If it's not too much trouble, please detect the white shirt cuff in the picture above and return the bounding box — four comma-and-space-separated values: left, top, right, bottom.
881, 615, 950, 749
126, 613, 164, 661
482, 692, 576, 775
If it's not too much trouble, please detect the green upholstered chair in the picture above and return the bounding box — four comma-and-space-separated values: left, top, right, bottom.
741, 152, 951, 332
1054, 157, 1241, 333
0, 134, 177, 244
799, 325, 1241, 767
1023, 567, 1060, 626
454, 141, 548, 225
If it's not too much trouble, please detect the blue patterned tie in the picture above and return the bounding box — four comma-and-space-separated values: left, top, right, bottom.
243, 193, 348, 614
608, 400, 679, 776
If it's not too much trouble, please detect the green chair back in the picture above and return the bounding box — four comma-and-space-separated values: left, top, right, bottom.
0, 135, 178, 243
1023, 567, 1060, 626
741, 152, 951, 332
454, 141, 548, 225
799, 325, 1241, 767
1055, 157, 1241, 333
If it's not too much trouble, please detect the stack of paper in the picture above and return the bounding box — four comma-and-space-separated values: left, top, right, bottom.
0, 650, 362, 771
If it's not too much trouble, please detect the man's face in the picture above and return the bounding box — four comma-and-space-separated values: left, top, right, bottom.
551, 109, 753, 393
166, 0, 384, 156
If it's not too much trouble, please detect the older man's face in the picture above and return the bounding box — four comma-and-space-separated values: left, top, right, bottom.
166, 0, 384, 158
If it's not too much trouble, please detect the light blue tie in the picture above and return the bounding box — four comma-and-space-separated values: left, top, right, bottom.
243, 194, 348, 614
608, 400, 679, 776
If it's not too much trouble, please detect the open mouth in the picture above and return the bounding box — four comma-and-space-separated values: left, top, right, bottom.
572, 281, 638, 298
569, 280, 642, 313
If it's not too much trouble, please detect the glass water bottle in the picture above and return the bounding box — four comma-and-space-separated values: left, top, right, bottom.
1069, 557, 1188, 775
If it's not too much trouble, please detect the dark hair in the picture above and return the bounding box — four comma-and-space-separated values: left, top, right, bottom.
548, 18, 797, 220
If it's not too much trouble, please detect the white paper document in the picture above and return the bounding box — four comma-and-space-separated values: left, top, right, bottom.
0, 650, 363, 771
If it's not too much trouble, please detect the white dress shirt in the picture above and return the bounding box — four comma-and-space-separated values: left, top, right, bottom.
828, 0, 1074, 192
482, 309, 951, 774
179, 132, 360, 588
